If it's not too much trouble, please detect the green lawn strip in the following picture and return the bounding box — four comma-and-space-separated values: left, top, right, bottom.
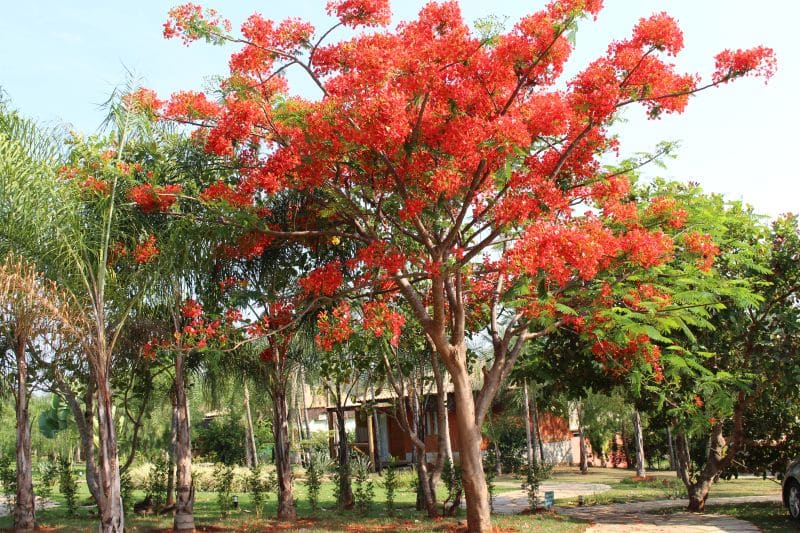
653, 501, 798, 533
0, 478, 585, 532
546, 468, 781, 507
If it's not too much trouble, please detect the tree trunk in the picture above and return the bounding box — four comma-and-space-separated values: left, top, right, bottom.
243, 382, 258, 468
335, 404, 354, 509
410, 392, 438, 518
667, 426, 676, 471
531, 390, 544, 464
523, 381, 535, 470
173, 351, 195, 532
450, 361, 491, 532
166, 399, 177, 508
14, 336, 35, 531
577, 403, 588, 474
369, 383, 382, 474
429, 354, 451, 490
273, 388, 296, 520
633, 410, 646, 478
95, 369, 124, 533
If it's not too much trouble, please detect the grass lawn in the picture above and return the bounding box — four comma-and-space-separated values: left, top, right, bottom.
655, 501, 799, 533
0, 477, 587, 532
545, 467, 782, 506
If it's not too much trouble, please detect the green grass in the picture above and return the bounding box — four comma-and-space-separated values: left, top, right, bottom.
0, 476, 586, 532
656, 501, 798, 533
543, 467, 781, 506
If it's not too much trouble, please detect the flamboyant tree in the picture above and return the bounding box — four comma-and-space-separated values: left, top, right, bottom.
151, 1, 775, 529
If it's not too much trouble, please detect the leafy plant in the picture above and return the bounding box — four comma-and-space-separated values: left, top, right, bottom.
383, 457, 398, 516
145, 454, 170, 510
353, 455, 374, 515
120, 470, 134, 512
57, 455, 78, 517
246, 464, 268, 517
442, 456, 462, 515
305, 451, 326, 512
0, 454, 16, 506
214, 463, 235, 516
36, 460, 58, 500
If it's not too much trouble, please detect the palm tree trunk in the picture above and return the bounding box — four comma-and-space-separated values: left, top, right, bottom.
166, 399, 177, 508
95, 366, 124, 533
173, 351, 194, 532
633, 410, 646, 477
523, 380, 535, 469
335, 401, 354, 509
243, 382, 258, 468
273, 386, 296, 519
14, 335, 35, 531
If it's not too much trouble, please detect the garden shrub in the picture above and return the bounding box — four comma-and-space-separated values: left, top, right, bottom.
305, 451, 326, 512
36, 459, 58, 500
57, 455, 78, 517
214, 463, 235, 516
145, 454, 170, 509
353, 455, 374, 515
0, 453, 16, 506
383, 457, 398, 516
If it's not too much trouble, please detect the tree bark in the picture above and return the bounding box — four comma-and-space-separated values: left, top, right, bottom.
335, 402, 354, 509
667, 426, 676, 471
430, 354, 451, 490
95, 367, 124, 533
633, 410, 646, 478
14, 335, 35, 531
410, 393, 438, 517
531, 390, 544, 464
675, 402, 746, 514
173, 351, 195, 532
243, 382, 258, 468
450, 361, 491, 532
166, 399, 177, 508
523, 380, 535, 469
272, 388, 297, 520
578, 403, 588, 474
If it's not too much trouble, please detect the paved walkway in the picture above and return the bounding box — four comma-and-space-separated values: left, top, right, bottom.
556, 495, 780, 532
558, 495, 781, 532
492, 482, 611, 514
493, 489, 783, 532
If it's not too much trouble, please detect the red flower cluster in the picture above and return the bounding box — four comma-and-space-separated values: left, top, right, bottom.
299, 261, 343, 297
222, 230, 273, 259
199, 180, 252, 207
713, 46, 777, 84
80, 177, 111, 195
326, 0, 391, 27
315, 301, 352, 350
362, 301, 405, 347
133, 235, 159, 264
163, 3, 231, 45
122, 88, 163, 114
682, 231, 719, 271
129, 183, 182, 213
646, 196, 688, 229
162, 91, 221, 120
591, 334, 664, 382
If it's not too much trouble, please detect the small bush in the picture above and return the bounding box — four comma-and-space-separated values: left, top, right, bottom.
57, 456, 78, 517
145, 454, 170, 509
353, 456, 374, 515
383, 458, 398, 516
36, 460, 58, 500
305, 452, 326, 512
214, 463, 235, 516
0, 454, 16, 506
246, 464, 268, 517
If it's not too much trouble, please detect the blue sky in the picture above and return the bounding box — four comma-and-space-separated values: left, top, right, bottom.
2, 1, 796, 217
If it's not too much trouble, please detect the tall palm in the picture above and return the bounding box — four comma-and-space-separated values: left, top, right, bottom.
0, 95, 159, 533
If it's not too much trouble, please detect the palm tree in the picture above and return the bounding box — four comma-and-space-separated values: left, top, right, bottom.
0, 95, 162, 532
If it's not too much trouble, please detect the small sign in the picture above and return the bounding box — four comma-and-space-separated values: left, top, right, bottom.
544, 491, 554, 509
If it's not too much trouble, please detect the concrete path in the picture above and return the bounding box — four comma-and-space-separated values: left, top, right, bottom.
492, 482, 611, 514
556, 495, 782, 533
493, 488, 783, 532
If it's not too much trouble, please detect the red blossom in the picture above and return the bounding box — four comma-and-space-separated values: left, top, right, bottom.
129, 183, 182, 213
299, 261, 344, 297
133, 235, 159, 264
713, 46, 777, 84
326, 0, 391, 27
